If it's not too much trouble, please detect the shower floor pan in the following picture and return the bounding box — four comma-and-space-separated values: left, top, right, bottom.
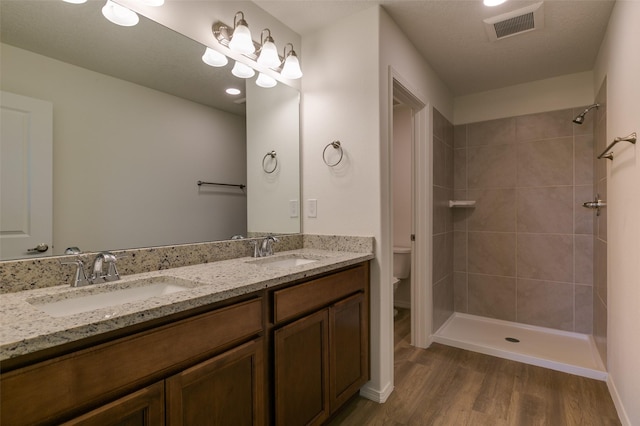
433, 313, 607, 381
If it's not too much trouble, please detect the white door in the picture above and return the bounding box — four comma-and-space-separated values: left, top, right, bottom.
0, 91, 53, 260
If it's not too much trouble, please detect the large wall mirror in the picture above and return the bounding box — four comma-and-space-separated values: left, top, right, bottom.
0, 0, 300, 260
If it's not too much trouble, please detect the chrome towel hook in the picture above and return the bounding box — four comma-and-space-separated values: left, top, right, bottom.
323, 140, 344, 167
262, 150, 278, 174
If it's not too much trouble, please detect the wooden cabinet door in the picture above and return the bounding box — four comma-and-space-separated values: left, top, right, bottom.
329, 292, 369, 412
61, 381, 164, 426
274, 309, 330, 426
166, 339, 264, 426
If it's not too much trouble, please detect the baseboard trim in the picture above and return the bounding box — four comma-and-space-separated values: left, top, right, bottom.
360, 381, 393, 403
607, 374, 631, 426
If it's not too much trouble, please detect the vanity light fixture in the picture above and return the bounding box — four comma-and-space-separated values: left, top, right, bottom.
256, 73, 277, 88
228, 12, 255, 55
280, 43, 303, 79
62, 0, 88, 4
257, 29, 281, 69
202, 47, 228, 67
102, 0, 139, 26
231, 61, 256, 79
139, 0, 165, 5
484, 0, 508, 6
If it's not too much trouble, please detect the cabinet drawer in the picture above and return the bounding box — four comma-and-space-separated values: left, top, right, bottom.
273, 263, 367, 324
1, 298, 263, 426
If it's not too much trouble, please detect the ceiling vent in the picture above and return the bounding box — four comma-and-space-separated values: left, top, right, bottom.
484, 2, 545, 42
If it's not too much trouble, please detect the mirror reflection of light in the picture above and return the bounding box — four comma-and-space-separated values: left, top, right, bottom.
139, 0, 165, 6
202, 47, 228, 67
226, 88, 242, 96
256, 73, 277, 88
483, 0, 508, 6
231, 61, 255, 79
102, 0, 139, 26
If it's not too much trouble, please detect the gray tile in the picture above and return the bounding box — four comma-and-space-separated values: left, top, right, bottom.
433, 233, 453, 283
517, 233, 573, 282
517, 279, 573, 331
433, 186, 449, 235
468, 274, 516, 321
468, 232, 516, 276
454, 272, 468, 313
516, 109, 573, 142
433, 107, 446, 141
596, 180, 607, 241
575, 284, 593, 334
467, 145, 517, 189
433, 274, 454, 331
517, 138, 574, 187
454, 125, 467, 149
595, 118, 607, 180
595, 238, 607, 305
454, 148, 467, 190
575, 134, 594, 185
575, 185, 595, 235
593, 293, 608, 366
575, 235, 594, 285
467, 117, 516, 146
452, 190, 470, 231
433, 138, 448, 187
453, 231, 467, 272
468, 189, 516, 232
516, 186, 573, 234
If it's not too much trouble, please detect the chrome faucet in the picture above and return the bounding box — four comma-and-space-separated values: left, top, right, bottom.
250, 236, 279, 257
90, 252, 120, 283
61, 251, 121, 287
61, 257, 90, 287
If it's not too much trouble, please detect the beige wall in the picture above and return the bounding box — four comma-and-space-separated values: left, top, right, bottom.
454, 71, 594, 124
593, 2, 640, 425
1, 44, 246, 254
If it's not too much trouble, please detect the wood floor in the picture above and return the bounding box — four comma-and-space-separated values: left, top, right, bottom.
327, 309, 621, 426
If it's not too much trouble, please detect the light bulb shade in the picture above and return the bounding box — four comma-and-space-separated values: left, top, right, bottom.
102, 0, 139, 26
231, 61, 255, 79
229, 24, 255, 54
483, 0, 507, 5
256, 73, 277, 88
281, 53, 303, 79
202, 47, 228, 67
257, 40, 280, 69
63, 0, 88, 4
139, 0, 165, 5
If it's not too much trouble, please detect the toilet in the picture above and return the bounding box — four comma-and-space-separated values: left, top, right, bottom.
393, 246, 412, 315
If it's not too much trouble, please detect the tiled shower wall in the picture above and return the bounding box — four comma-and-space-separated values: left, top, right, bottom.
452, 108, 595, 333
432, 108, 455, 331
593, 81, 608, 364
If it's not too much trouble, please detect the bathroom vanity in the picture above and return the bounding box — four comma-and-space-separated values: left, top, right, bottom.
0, 249, 371, 425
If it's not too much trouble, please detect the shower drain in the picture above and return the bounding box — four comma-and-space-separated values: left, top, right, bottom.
505, 337, 520, 343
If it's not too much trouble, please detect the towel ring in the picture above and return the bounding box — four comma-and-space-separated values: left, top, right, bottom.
262, 150, 278, 174
323, 140, 343, 167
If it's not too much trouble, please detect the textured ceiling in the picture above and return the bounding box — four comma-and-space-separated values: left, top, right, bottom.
257, 0, 615, 96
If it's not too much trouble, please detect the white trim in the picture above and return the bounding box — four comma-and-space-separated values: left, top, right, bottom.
389, 68, 432, 350
607, 375, 632, 426
360, 381, 394, 403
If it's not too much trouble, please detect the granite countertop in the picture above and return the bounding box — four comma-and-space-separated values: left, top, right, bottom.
0, 249, 373, 362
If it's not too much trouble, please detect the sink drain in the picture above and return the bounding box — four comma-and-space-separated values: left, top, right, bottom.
505, 337, 520, 343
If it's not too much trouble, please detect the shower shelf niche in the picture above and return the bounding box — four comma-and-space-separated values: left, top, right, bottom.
449, 200, 476, 208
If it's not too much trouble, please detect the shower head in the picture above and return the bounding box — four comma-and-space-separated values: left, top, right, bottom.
573, 103, 600, 124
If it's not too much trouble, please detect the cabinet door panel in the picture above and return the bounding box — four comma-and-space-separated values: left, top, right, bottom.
62, 381, 164, 426
166, 339, 264, 426
330, 292, 369, 412
274, 309, 329, 426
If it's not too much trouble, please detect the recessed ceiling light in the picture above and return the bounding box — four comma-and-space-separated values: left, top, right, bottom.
484, 0, 508, 6
226, 88, 241, 96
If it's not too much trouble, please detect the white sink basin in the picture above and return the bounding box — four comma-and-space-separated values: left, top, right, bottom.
29, 278, 196, 317
247, 254, 321, 268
